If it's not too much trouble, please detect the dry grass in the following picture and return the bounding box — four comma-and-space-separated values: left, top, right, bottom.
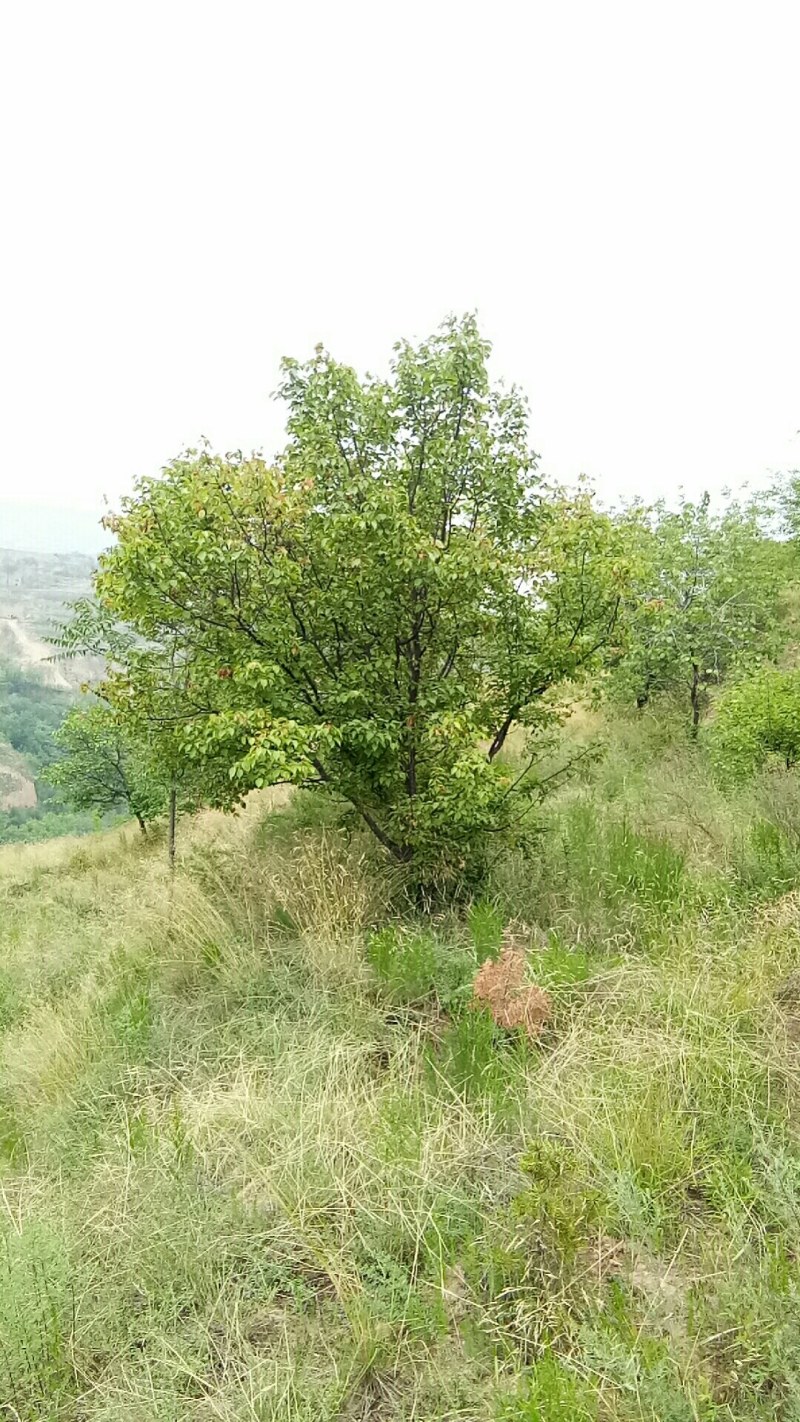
2, 723, 800, 1417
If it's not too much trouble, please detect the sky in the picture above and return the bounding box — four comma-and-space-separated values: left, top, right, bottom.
1, 0, 799, 553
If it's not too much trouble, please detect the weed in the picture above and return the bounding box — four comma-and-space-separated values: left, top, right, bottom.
367, 923, 475, 1010
468, 899, 505, 961
472, 944, 552, 1037
496, 1355, 598, 1420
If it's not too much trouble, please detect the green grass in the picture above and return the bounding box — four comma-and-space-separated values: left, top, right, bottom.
3, 717, 800, 1417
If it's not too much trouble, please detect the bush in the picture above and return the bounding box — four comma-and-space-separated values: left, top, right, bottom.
367, 924, 475, 1010
711, 668, 800, 781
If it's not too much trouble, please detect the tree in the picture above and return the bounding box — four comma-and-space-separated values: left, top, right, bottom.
56, 613, 242, 862
45, 703, 168, 832
610, 494, 781, 734
775, 470, 800, 542
84, 316, 633, 883
710, 669, 800, 781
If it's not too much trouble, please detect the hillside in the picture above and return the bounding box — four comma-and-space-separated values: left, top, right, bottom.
3, 717, 800, 1420
0, 547, 96, 685
0, 668, 89, 839
0, 548, 109, 840
0, 618, 72, 691
0, 547, 94, 629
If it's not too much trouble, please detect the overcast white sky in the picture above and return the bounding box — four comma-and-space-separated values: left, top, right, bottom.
1, 0, 799, 551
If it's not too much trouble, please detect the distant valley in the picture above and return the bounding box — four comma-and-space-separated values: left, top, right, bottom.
0, 548, 102, 836
0, 547, 95, 641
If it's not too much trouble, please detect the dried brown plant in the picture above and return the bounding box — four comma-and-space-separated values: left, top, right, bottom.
472, 943, 552, 1038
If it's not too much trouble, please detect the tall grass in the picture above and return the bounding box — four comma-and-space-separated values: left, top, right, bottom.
2, 714, 800, 1416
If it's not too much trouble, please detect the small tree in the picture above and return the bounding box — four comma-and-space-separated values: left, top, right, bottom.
611, 495, 781, 734
45, 703, 168, 833
775, 471, 800, 542
710, 669, 800, 781
55, 614, 242, 861
85, 316, 633, 884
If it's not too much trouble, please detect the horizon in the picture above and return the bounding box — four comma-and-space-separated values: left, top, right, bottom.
0, 502, 109, 558
0, 450, 786, 560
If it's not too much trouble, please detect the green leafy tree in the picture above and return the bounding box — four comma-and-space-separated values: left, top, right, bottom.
710, 668, 800, 781
0, 660, 71, 764
775, 470, 800, 541
611, 494, 781, 734
80, 317, 633, 882
55, 614, 241, 861
45, 703, 168, 833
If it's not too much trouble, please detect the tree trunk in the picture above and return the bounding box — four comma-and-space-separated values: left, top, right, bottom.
488, 709, 518, 761
136, 814, 147, 836
690, 663, 701, 739
168, 785, 177, 870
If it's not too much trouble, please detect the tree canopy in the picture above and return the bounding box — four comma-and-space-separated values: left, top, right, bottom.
84, 316, 634, 882
710, 668, 800, 781
45, 702, 168, 832
609, 494, 781, 732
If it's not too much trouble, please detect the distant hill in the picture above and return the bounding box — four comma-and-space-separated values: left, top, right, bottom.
0, 548, 95, 678
0, 547, 104, 835
0, 618, 72, 690
0, 547, 95, 616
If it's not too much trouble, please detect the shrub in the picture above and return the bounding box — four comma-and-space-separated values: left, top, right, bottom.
712, 668, 800, 781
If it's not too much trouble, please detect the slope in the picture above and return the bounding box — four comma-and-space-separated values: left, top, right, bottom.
0, 617, 71, 690
2, 722, 800, 1420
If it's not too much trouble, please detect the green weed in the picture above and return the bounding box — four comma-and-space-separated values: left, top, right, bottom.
497, 1355, 598, 1420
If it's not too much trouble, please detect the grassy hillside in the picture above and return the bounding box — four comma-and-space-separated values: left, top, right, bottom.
3, 715, 800, 1419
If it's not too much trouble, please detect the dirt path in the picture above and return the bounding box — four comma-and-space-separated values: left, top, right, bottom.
0, 617, 71, 689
